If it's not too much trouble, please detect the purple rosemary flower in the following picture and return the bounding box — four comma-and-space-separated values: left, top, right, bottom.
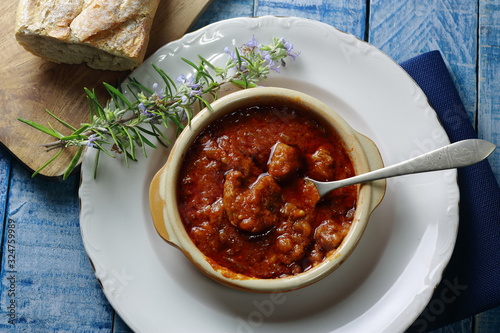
177, 74, 191, 85
152, 83, 166, 99
245, 35, 258, 48
178, 74, 203, 98
138, 102, 147, 114
188, 82, 203, 95
224, 47, 238, 63
138, 102, 159, 124
87, 134, 98, 148
282, 39, 300, 60
189, 86, 202, 97
138, 102, 153, 117
264, 53, 281, 73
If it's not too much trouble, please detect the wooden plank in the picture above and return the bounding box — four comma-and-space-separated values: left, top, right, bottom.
474, 306, 500, 332
0, 162, 113, 331
113, 314, 133, 333
0, 0, 212, 179
191, 0, 256, 31
255, 0, 367, 40
0, 147, 12, 257
478, 0, 500, 184
430, 317, 472, 333
368, 0, 478, 125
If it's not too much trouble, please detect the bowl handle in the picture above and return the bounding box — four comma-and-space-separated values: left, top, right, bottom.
149, 166, 175, 244
355, 132, 387, 213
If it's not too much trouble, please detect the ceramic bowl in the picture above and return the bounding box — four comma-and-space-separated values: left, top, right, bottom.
149, 87, 386, 293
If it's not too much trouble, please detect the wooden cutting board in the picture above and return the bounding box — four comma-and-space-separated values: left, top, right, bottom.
0, 0, 212, 179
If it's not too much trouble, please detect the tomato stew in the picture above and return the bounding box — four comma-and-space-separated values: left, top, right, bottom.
177, 103, 357, 278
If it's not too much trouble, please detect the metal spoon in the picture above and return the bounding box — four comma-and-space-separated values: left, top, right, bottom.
306, 139, 496, 197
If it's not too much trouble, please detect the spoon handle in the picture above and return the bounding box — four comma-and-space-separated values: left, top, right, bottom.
320, 139, 496, 193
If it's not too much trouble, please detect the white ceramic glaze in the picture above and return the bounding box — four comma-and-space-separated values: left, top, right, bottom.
79, 16, 459, 333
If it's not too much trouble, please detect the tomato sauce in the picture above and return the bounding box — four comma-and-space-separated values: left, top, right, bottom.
177, 104, 357, 278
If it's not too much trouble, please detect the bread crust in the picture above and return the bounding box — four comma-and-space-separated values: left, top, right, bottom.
15, 0, 161, 71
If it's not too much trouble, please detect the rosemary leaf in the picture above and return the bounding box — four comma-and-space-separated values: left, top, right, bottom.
194, 95, 214, 112
182, 58, 201, 72
32, 148, 63, 178
128, 78, 153, 95
135, 125, 157, 137
71, 124, 91, 136
152, 64, 175, 97
120, 125, 136, 161
199, 55, 216, 70
151, 124, 171, 147
63, 146, 84, 180
130, 127, 149, 157
45, 109, 77, 131
18, 118, 63, 139
104, 82, 133, 109
93, 149, 101, 179
93, 142, 114, 158
133, 128, 157, 149
84, 88, 105, 119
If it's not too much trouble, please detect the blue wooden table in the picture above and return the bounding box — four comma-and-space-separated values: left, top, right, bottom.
1, 0, 498, 332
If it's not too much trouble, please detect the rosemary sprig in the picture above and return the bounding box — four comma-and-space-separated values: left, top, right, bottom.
18, 37, 300, 180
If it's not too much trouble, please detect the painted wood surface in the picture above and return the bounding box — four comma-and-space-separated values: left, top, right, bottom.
0, 0, 498, 332
369, 0, 478, 123
255, 0, 367, 39
0, 165, 114, 331
478, 0, 500, 184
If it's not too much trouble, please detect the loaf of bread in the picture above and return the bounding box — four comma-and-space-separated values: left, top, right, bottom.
15, 0, 161, 71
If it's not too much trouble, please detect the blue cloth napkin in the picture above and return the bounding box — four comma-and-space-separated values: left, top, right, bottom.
400, 51, 500, 332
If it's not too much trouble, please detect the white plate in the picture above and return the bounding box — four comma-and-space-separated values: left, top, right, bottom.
80, 16, 459, 333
